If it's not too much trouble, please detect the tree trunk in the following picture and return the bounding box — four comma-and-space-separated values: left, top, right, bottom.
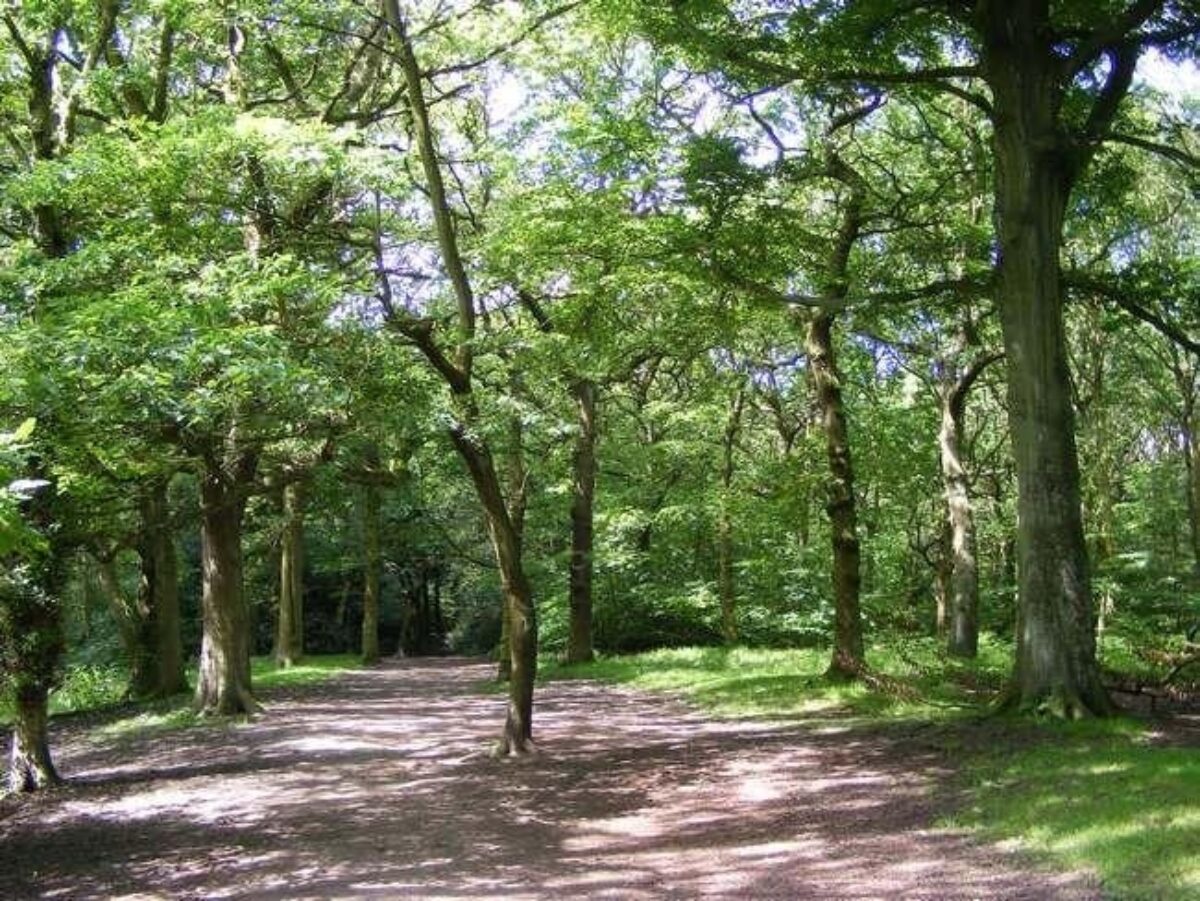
7, 685, 59, 793
361, 482, 382, 664
95, 555, 156, 697
806, 312, 864, 678
195, 467, 257, 715
139, 480, 186, 697
449, 426, 536, 755
939, 373, 983, 658
984, 25, 1112, 716
275, 480, 305, 667
567, 379, 598, 663
717, 383, 746, 644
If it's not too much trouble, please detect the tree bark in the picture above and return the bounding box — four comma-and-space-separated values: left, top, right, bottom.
938, 352, 996, 658
807, 312, 865, 678
361, 482, 382, 664
195, 463, 257, 715
450, 424, 537, 755
567, 379, 598, 663
983, 10, 1114, 715
717, 383, 746, 645
8, 685, 59, 793
139, 480, 186, 697
274, 480, 305, 668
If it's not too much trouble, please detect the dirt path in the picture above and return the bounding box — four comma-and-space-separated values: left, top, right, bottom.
0, 657, 1099, 900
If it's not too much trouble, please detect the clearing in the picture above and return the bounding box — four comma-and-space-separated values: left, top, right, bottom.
1, 657, 1103, 899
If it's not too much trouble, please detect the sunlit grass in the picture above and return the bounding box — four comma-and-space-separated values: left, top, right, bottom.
947, 720, 1200, 900
1, 654, 362, 733
543, 635, 1011, 720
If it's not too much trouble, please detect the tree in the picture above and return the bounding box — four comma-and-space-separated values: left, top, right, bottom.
638, 0, 1199, 715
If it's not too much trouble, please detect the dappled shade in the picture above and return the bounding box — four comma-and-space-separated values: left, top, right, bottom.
0, 659, 1100, 899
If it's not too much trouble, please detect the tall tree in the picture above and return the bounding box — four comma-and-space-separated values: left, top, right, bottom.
641, 0, 1199, 715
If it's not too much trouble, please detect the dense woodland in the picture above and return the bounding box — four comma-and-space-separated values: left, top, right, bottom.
1, 0, 1198, 791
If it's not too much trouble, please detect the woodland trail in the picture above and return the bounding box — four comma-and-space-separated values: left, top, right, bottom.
0, 657, 1099, 900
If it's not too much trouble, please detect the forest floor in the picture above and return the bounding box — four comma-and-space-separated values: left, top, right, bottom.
0, 656, 1178, 900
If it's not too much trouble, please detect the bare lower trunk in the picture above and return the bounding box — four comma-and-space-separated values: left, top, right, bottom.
361, 483, 382, 664
8, 686, 59, 793
717, 384, 745, 645
449, 426, 536, 755
934, 527, 951, 636
807, 312, 864, 678
1190, 434, 1200, 574
986, 32, 1111, 716
195, 469, 257, 715
567, 379, 597, 663
1181, 392, 1200, 574
140, 481, 186, 696
275, 481, 305, 667
940, 383, 980, 658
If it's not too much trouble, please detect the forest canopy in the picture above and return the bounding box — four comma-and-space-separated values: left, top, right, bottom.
1, 0, 1198, 781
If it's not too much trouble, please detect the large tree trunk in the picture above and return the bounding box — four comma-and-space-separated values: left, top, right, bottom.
806, 312, 864, 678
567, 379, 598, 663
275, 480, 306, 667
139, 480, 186, 697
717, 383, 746, 645
361, 482, 382, 664
984, 22, 1112, 716
8, 685, 59, 793
195, 467, 257, 715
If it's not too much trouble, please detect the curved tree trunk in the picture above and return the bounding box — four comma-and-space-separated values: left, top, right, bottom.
361, 482, 382, 664
275, 480, 305, 668
984, 18, 1113, 716
450, 425, 537, 756
567, 379, 598, 663
195, 465, 257, 715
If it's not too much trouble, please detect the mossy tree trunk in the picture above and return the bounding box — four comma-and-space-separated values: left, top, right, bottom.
195, 449, 258, 715
982, 4, 1126, 716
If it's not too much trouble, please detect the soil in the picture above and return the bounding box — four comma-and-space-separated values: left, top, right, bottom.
0, 657, 1144, 899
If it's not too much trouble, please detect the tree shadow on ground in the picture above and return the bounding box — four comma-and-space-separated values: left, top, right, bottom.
1, 658, 1103, 899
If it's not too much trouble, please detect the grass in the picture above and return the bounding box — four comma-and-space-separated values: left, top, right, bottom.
542, 635, 1011, 720
1, 654, 363, 736
948, 719, 1200, 900
543, 638, 1198, 899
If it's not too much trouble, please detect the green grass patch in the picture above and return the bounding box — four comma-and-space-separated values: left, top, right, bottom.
251, 654, 362, 691
2, 654, 362, 735
543, 635, 1011, 719
948, 720, 1199, 900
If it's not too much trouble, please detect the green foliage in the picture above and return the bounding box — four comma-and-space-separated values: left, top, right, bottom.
0, 566, 64, 697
